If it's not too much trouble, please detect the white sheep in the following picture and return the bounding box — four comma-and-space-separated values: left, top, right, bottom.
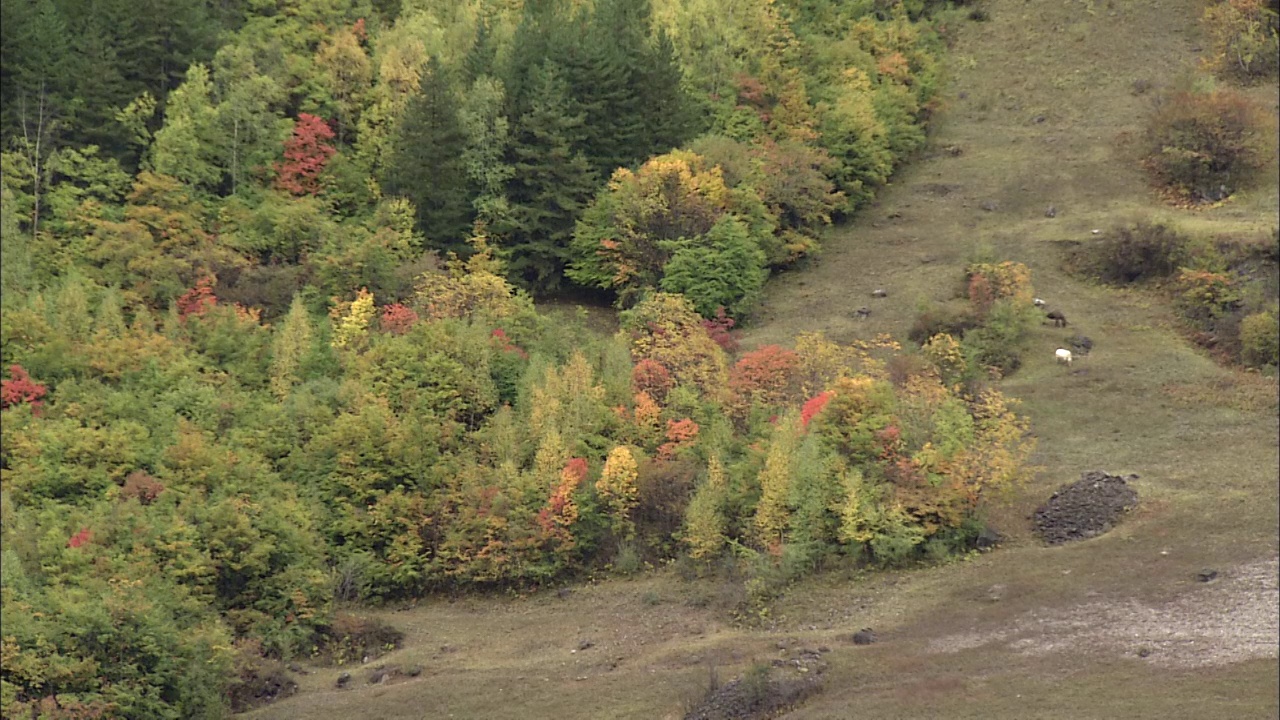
1033, 298, 1046, 308
1055, 348, 1074, 366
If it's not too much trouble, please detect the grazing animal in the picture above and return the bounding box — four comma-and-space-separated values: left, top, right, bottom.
1046, 310, 1068, 327
855, 306, 871, 319
1055, 348, 1074, 366
1033, 298, 1046, 308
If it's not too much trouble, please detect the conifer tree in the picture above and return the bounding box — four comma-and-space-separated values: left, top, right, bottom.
503, 63, 598, 290
381, 57, 473, 253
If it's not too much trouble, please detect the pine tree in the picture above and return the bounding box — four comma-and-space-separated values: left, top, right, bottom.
503, 63, 599, 290
381, 57, 473, 254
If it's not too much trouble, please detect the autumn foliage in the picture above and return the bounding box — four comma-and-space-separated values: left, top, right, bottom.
275, 113, 337, 196
1, 365, 48, 411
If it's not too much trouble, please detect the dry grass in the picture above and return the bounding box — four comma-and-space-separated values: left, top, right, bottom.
248, 1, 1279, 718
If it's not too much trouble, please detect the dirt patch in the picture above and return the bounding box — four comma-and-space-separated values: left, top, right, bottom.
1033, 471, 1140, 544
929, 557, 1280, 670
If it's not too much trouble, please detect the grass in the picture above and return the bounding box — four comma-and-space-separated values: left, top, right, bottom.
248, 1, 1279, 718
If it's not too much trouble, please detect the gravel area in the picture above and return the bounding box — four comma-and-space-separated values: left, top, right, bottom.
929, 557, 1280, 669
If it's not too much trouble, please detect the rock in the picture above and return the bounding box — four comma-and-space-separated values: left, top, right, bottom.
557, 587, 573, 600
1045, 205, 1057, 218
1197, 569, 1219, 583
336, 672, 352, 689
404, 665, 423, 677
1032, 115, 1046, 124
986, 584, 1006, 602
871, 288, 888, 298
975, 525, 1003, 551
577, 640, 595, 651
852, 629, 877, 645
1068, 334, 1094, 354
1137, 648, 1152, 658
980, 200, 999, 212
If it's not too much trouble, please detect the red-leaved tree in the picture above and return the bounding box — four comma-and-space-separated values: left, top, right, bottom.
275, 113, 337, 196
176, 277, 218, 319
379, 303, 419, 335
1, 365, 48, 412
800, 391, 834, 429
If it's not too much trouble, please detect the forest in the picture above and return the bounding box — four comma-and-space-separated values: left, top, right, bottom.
0, 0, 1046, 716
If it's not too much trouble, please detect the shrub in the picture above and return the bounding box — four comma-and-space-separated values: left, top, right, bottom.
1144, 89, 1277, 203
658, 216, 769, 319
1079, 221, 1192, 284
316, 613, 404, 666
961, 298, 1039, 375
908, 301, 978, 345
633, 459, 699, 559
1173, 269, 1242, 329
1203, 0, 1280, 80
1241, 309, 1280, 366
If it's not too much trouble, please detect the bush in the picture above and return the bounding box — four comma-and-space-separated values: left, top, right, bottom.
908, 300, 978, 345
1173, 269, 1242, 329
1203, 0, 1280, 80
1078, 221, 1193, 284
659, 216, 769, 319
315, 613, 404, 666
1144, 89, 1277, 203
962, 298, 1039, 375
1241, 309, 1280, 366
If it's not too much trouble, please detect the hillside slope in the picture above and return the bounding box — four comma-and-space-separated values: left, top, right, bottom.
247, 2, 1279, 718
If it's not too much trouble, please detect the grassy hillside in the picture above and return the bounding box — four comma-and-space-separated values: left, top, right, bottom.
247, 1, 1279, 718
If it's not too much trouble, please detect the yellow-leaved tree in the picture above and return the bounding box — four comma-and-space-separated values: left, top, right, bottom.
753, 413, 800, 551
682, 454, 729, 561
330, 287, 375, 350
597, 446, 640, 539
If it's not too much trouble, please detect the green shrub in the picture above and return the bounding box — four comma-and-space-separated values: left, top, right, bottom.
1241, 309, 1280, 366
1144, 88, 1277, 203
659, 216, 768, 319
961, 298, 1039, 375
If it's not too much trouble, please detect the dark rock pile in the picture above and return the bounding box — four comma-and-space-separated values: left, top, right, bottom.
1033, 471, 1140, 544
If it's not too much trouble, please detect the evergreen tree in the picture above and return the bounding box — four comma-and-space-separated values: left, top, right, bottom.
381, 57, 473, 254
503, 63, 598, 290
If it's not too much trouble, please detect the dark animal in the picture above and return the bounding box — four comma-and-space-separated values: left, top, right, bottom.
855, 307, 872, 319
1046, 310, 1068, 328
